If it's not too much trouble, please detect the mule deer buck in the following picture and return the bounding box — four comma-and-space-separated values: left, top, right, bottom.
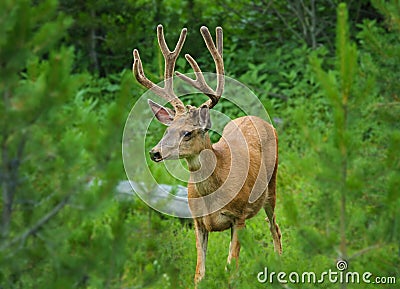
132, 25, 282, 286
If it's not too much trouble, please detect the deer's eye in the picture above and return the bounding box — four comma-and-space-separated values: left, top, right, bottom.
182, 131, 192, 140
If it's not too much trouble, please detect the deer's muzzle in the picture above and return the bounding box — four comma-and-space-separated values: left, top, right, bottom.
149, 148, 163, 162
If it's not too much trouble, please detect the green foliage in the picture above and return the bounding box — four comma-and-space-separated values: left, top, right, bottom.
0, 0, 133, 287
57, 0, 384, 76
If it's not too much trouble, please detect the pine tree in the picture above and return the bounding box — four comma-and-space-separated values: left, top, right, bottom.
309, 2, 399, 286
0, 0, 76, 240
1, 0, 133, 287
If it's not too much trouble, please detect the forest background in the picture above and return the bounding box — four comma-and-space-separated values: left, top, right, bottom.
1, 0, 399, 288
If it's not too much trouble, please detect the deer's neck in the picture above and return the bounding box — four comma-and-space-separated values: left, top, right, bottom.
186, 135, 225, 196
186, 134, 213, 171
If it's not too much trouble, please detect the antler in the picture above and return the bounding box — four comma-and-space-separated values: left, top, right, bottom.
133, 24, 187, 114
176, 26, 224, 109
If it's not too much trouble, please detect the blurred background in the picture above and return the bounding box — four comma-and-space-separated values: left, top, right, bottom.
0, 0, 399, 288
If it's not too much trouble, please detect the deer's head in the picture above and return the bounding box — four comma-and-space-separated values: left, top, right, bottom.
133, 25, 224, 162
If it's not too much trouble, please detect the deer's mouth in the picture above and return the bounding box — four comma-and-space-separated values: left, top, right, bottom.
153, 156, 163, 162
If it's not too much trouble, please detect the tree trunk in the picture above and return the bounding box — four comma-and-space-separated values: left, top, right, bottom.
1, 89, 12, 238
89, 8, 99, 73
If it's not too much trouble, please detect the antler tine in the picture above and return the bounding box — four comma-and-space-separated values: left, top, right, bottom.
133, 49, 163, 96
216, 26, 223, 58
132, 25, 186, 114
157, 25, 187, 80
176, 26, 224, 109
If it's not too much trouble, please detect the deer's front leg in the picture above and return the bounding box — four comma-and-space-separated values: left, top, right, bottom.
226, 224, 241, 268
194, 219, 208, 285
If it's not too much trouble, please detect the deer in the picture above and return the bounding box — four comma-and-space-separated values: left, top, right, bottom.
132, 24, 282, 286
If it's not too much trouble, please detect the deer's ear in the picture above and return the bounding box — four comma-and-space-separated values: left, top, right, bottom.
148, 99, 175, 126
199, 105, 211, 130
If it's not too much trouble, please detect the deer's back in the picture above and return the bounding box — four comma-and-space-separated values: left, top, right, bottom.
215, 116, 276, 171
218, 115, 276, 150
216, 115, 277, 198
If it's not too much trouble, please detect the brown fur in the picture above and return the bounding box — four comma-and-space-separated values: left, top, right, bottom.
134, 25, 282, 287
184, 116, 282, 284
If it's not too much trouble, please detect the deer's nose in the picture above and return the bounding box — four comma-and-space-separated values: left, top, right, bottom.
149, 149, 162, 162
